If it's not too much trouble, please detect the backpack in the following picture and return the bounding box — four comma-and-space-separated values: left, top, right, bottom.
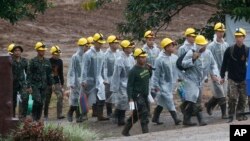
230, 45, 249, 61
176, 49, 195, 71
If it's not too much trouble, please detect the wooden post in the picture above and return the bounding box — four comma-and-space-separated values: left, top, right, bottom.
0, 55, 19, 136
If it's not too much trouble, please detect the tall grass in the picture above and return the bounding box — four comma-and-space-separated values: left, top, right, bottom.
45, 123, 99, 141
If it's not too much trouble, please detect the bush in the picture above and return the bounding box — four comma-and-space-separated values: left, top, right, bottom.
13, 117, 65, 141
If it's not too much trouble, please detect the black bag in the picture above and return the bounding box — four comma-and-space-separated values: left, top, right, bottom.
176, 49, 195, 71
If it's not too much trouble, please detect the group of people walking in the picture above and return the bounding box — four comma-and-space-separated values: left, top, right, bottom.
8, 22, 250, 136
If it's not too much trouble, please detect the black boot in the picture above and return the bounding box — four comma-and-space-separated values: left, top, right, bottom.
122, 122, 132, 136
217, 97, 228, 119
183, 102, 197, 126
106, 103, 113, 117
67, 106, 75, 122
152, 105, 163, 125
112, 109, 119, 124
170, 111, 182, 125
141, 124, 149, 134
205, 97, 218, 115
92, 104, 97, 117
97, 105, 109, 121
227, 115, 234, 123
196, 112, 207, 126
248, 99, 250, 112
118, 110, 125, 126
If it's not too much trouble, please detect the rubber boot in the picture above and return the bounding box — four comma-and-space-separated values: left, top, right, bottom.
196, 112, 207, 126
205, 97, 218, 115
118, 110, 126, 126
152, 105, 163, 125
183, 102, 197, 126
106, 103, 113, 118
227, 115, 234, 123
122, 122, 132, 136
57, 94, 65, 119
97, 105, 109, 121
76, 106, 83, 123
141, 124, 149, 134
170, 111, 182, 125
217, 97, 228, 119
248, 99, 250, 112
92, 104, 98, 117
112, 109, 119, 124
67, 106, 75, 122
32, 103, 38, 121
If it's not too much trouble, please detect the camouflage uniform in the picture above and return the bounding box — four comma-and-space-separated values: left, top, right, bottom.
122, 65, 151, 136
12, 57, 28, 118
44, 58, 64, 119
27, 57, 53, 121
227, 79, 247, 120
220, 45, 249, 122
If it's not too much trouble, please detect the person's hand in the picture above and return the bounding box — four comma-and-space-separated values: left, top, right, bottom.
52, 85, 55, 91
81, 82, 87, 88
192, 52, 200, 60
211, 75, 220, 83
129, 101, 135, 111
199, 47, 206, 53
220, 78, 225, 84
103, 81, 108, 85
63, 89, 70, 100
204, 78, 208, 83
154, 88, 160, 93
26, 88, 32, 94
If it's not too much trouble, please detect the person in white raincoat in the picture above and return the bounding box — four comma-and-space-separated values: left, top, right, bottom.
206, 22, 229, 119
177, 27, 197, 57
103, 35, 120, 117
181, 35, 220, 126
142, 30, 161, 67
151, 38, 182, 125
67, 37, 89, 122
81, 33, 109, 121
142, 30, 161, 98
110, 40, 135, 126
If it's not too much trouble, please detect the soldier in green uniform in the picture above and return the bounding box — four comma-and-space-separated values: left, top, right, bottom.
9, 43, 29, 118
27, 42, 54, 121
122, 48, 151, 136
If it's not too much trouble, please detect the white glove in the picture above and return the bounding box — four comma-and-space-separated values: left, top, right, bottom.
17, 92, 22, 103
129, 101, 135, 111
148, 94, 155, 103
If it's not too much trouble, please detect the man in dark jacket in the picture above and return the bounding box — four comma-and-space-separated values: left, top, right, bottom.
220, 27, 249, 122
44, 45, 65, 120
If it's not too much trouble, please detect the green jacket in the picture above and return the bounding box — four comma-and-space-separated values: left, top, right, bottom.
27, 56, 54, 89
127, 65, 151, 101
12, 57, 28, 89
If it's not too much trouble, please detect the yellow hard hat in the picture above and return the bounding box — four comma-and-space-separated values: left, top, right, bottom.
144, 30, 154, 38
195, 35, 208, 46
214, 22, 226, 31
184, 28, 196, 37
78, 37, 88, 46
87, 36, 94, 47
7, 44, 15, 54
35, 42, 47, 51
8, 43, 23, 54
107, 35, 119, 43
235, 28, 247, 36
50, 45, 62, 55
133, 48, 148, 57
120, 40, 134, 48
93, 33, 106, 44
160, 38, 174, 48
